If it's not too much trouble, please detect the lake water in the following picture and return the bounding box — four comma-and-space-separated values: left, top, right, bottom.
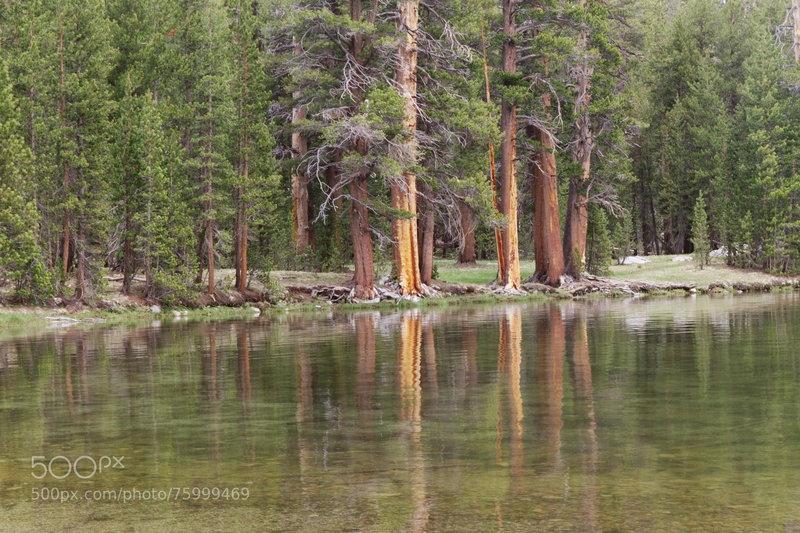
2, 294, 800, 531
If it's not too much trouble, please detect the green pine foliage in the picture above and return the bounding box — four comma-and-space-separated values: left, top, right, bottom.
586, 205, 613, 276
0, 58, 54, 301
2, 0, 800, 303
691, 193, 710, 268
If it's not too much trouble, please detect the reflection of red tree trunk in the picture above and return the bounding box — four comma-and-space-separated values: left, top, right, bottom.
205, 327, 218, 401
392, 0, 423, 296
398, 312, 422, 431
397, 311, 427, 532
237, 326, 251, 400
422, 320, 438, 399
355, 314, 376, 429
505, 308, 524, 480
463, 323, 478, 388
496, 314, 506, 464
457, 200, 477, 264
499, 0, 521, 290
294, 335, 313, 509
535, 307, 564, 465
567, 310, 598, 530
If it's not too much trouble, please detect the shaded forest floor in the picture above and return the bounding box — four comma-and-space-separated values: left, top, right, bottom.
1, 254, 798, 322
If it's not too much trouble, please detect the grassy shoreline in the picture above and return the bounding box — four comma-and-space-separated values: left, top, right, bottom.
1, 254, 797, 329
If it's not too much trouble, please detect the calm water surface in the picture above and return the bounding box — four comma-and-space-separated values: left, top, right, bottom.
2, 294, 800, 531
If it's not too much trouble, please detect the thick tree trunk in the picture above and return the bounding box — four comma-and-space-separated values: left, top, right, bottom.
392, 0, 423, 296
457, 200, 477, 264
530, 120, 565, 286
291, 64, 311, 254
480, 25, 504, 280
419, 195, 435, 285
562, 1, 594, 278
499, 0, 521, 290
350, 158, 375, 300
348, 0, 376, 299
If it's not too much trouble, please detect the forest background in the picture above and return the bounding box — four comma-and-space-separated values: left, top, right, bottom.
1, 0, 799, 305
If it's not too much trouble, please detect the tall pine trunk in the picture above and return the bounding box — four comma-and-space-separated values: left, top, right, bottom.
204, 93, 215, 296
418, 184, 435, 285
349, 0, 376, 300
563, 0, 593, 278
291, 38, 311, 254
234, 19, 250, 293
58, 28, 72, 281
530, 118, 565, 286
392, 0, 423, 295
480, 25, 504, 279
499, 0, 521, 290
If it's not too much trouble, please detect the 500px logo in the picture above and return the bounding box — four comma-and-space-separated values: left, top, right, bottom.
31, 455, 125, 479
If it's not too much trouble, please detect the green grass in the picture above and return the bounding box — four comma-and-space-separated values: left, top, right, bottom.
607, 254, 788, 288
432, 254, 793, 290
434, 259, 536, 285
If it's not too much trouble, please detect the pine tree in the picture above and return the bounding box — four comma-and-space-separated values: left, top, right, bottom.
585, 205, 612, 276
691, 192, 710, 268
0, 58, 53, 301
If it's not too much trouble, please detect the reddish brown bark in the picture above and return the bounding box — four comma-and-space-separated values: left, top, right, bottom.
568, 310, 598, 529
423, 320, 438, 398
499, 0, 521, 290
204, 91, 215, 296
355, 314, 376, 425
457, 200, 476, 264
291, 40, 311, 254
419, 185, 435, 285
505, 308, 524, 478
348, 0, 376, 300
535, 306, 565, 465
237, 326, 251, 400
481, 25, 504, 279
235, 28, 250, 293
392, 0, 423, 296
350, 153, 375, 300
530, 117, 565, 286
398, 312, 422, 431
563, 4, 593, 279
